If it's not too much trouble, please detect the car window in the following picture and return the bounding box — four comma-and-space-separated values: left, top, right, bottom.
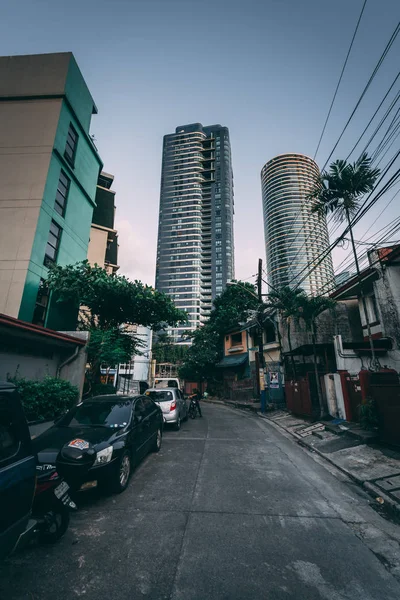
134, 398, 146, 421
142, 396, 155, 413
145, 391, 173, 402
176, 390, 182, 400
59, 401, 131, 429
0, 394, 19, 462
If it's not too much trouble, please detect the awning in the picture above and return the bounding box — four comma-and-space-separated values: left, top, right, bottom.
216, 354, 248, 368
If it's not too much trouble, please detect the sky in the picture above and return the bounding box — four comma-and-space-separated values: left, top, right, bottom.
1, 0, 399, 289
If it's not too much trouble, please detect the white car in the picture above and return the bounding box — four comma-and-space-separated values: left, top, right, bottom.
145, 388, 188, 430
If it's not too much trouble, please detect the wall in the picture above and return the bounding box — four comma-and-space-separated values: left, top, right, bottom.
224, 330, 247, 355
0, 329, 88, 398
87, 225, 108, 268
0, 98, 62, 317
18, 98, 101, 326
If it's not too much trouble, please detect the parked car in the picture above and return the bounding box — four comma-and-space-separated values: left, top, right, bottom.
145, 388, 187, 430
33, 395, 163, 495
0, 382, 36, 559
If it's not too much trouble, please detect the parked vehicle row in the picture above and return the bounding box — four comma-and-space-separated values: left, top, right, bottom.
1, 383, 200, 559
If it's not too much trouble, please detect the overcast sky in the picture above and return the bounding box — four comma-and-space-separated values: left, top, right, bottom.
1, 0, 399, 288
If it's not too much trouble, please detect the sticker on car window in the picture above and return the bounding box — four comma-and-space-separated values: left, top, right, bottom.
68, 438, 89, 450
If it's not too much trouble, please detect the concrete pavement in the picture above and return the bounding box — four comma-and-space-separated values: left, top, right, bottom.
2, 404, 400, 599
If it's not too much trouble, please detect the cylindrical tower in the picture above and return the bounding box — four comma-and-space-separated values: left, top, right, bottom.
261, 153, 334, 296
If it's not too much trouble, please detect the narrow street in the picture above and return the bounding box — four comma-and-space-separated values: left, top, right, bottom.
2, 403, 400, 600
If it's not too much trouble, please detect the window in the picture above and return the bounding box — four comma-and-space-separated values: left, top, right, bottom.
64, 123, 78, 166
0, 395, 19, 462
44, 220, 62, 266
54, 171, 70, 216
32, 279, 49, 326
231, 332, 242, 346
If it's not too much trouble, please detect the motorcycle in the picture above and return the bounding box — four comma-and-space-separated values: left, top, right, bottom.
16, 460, 76, 551
32, 463, 76, 543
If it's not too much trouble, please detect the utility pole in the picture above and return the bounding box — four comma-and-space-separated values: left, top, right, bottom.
257, 258, 266, 413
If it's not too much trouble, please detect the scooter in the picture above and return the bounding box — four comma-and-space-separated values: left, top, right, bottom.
15, 462, 76, 551
32, 463, 76, 543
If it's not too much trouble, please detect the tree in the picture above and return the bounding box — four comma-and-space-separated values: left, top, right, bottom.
178, 326, 220, 385
46, 261, 186, 380
152, 333, 188, 365
298, 295, 336, 417
308, 152, 380, 365
263, 286, 307, 378
178, 281, 259, 386
46, 261, 186, 330
208, 281, 259, 335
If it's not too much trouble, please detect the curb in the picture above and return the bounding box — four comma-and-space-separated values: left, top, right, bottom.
262, 413, 400, 514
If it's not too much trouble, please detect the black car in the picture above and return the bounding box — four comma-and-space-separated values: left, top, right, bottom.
33, 395, 163, 494
0, 382, 36, 559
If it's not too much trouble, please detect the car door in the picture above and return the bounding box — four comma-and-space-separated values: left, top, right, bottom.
132, 398, 148, 460
176, 389, 186, 418
0, 387, 36, 559
140, 396, 159, 450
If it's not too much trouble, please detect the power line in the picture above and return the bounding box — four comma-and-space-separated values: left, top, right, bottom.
314, 0, 368, 160
321, 20, 400, 171
345, 72, 400, 160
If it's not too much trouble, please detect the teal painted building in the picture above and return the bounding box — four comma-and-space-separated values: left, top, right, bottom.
0, 52, 103, 329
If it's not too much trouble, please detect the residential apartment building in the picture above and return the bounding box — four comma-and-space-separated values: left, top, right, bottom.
261, 153, 334, 296
0, 52, 102, 329
87, 171, 119, 274
155, 123, 234, 343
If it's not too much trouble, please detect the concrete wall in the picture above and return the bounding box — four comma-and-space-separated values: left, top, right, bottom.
224, 330, 248, 355
87, 225, 108, 268
0, 330, 88, 397
0, 98, 62, 317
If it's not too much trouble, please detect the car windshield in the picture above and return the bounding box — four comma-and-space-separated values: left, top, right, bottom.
59, 401, 132, 428
146, 391, 173, 402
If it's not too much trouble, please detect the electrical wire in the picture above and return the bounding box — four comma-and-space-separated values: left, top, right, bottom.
321, 20, 400, 171
314, 0, 368, 160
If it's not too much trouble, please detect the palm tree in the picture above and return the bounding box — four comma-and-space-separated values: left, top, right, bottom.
264, 286, 306, 379
298, 295, 336, 418
308, 152, 380, 365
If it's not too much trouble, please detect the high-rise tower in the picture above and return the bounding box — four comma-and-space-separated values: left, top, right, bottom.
261, 153, 333, 296
156, 123, 234, 343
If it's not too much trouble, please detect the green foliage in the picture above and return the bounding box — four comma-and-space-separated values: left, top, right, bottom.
46, 261, 187, 330
308, 152, 380, 222
46, 261, 186, 382
9, 376, 79, 422
359, 396, 379, 430
87, 326, 142, 376
209, 281, 259, 335
178, 326, 220, 382
152, 333, 188, 364
297, 295, 336, 331
179, 281, 258, 383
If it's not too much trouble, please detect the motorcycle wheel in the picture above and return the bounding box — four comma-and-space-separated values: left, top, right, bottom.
190, 406, 196, 419
39, 503, 70, 544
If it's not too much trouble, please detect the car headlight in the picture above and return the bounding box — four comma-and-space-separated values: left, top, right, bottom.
93, 446, 113, 466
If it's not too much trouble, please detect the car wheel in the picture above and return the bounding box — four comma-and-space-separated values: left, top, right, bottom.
175, 415, 181, 431
112, 451, 131, 494
39, 503, 70, 544
152, 427, 162, 452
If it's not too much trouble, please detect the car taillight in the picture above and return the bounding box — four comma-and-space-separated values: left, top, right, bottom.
170, 401, 177, 411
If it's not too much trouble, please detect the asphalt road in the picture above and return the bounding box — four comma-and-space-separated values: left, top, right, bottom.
2, 403, 400, 600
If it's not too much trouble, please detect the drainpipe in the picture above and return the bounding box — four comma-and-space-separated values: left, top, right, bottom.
56, 345, 80, 378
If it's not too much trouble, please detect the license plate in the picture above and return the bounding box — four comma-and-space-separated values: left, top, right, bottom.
54, 481, 69, 499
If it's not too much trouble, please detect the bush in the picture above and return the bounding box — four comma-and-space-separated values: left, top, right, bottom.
9, 376, 79, 422
359, 396, 379, 430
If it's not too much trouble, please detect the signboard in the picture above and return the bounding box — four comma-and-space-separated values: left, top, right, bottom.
269, 372, 279, 389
